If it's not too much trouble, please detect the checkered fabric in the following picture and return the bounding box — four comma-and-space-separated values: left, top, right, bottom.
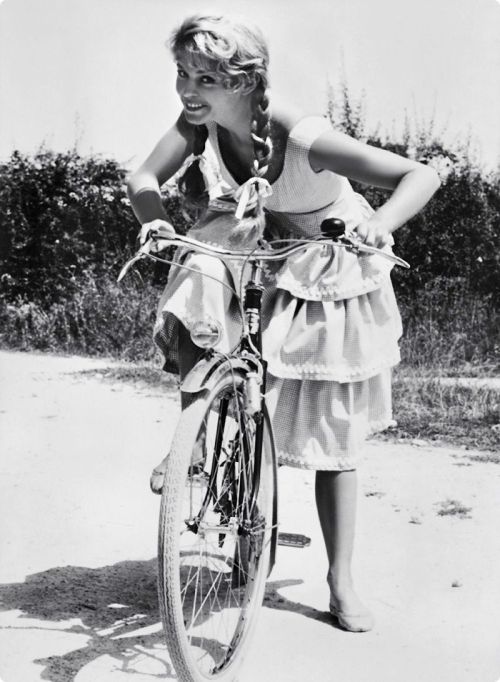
154, 116, 402, 470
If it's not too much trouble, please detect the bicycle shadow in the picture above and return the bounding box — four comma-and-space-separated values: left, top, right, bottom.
0, 560, 330, 681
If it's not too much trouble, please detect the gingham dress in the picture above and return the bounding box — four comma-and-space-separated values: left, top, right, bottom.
154, 115, 402, 471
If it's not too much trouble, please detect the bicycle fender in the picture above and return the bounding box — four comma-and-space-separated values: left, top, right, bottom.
181, 355, 249, 394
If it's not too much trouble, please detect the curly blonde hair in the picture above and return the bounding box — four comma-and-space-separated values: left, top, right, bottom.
170, 14, 273, 218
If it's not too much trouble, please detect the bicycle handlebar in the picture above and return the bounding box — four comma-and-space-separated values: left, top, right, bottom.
117, 222, 410, 283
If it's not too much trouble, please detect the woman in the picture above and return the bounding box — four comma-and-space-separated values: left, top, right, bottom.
127, 13, 440, 632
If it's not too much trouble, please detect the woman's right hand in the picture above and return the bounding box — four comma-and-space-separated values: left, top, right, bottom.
139, 219, 176, 246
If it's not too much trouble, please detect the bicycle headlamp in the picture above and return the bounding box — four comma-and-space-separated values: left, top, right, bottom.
190, 319, 222, 349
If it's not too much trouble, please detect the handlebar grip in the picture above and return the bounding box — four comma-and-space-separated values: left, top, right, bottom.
320, 218, 346, 238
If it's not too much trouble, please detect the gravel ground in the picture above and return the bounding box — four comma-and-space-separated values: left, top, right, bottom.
1, 350, 500, 682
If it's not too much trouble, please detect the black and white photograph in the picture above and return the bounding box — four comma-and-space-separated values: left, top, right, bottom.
1, 0, 499, 680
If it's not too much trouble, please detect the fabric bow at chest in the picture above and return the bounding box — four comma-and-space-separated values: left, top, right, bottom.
234, 177, 273, 219
176, 154, 273, 219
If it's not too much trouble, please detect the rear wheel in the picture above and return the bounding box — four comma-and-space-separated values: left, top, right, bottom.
158, 370, 276, 682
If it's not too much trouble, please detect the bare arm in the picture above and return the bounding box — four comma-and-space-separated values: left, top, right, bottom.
309, 130, 440, 246
127, 113, 194, 225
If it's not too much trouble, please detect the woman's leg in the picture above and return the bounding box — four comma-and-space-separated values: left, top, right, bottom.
178, 323, 203, 409
150, 324, 202, 492
315, 469, 374, 631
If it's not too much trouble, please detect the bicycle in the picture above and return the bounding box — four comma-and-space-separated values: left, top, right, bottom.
118, 218, 409, 682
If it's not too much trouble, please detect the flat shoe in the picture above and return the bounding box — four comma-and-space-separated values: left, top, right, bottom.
150, 455, 169, 495
149, 440, 207, 495
329, 602, 374, 633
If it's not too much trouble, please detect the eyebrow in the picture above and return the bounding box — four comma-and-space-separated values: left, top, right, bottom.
176, 61, 216, 76
176, 62, 207, 73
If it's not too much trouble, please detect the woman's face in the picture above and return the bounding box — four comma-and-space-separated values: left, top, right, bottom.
175, 54, 244, 126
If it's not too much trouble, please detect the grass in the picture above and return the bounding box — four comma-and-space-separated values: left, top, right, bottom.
75, 364, 179, 392
374, 370, 500, 453
0, 275, 160, 361
463, 451, 500, 464
396, 281, 499, 375
436, 499, 472, 519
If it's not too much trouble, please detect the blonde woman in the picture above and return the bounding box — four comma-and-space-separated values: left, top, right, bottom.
127, 13, 440, 632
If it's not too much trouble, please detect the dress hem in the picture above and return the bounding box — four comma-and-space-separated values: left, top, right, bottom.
276, 417, 397, 471
266, 352, 401, 383
277, 453, 357, 471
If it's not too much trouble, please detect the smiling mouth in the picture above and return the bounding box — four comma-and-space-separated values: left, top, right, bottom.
184, 102, 206, 112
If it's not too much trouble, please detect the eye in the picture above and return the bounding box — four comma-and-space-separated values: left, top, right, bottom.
176, 68, 187, 79
200, 74, 216, 85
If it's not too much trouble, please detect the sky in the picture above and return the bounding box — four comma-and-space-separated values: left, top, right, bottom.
1, 0, 499, 170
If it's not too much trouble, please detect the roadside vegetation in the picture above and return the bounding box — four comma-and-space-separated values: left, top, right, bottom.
1, 83, 499, 450
389, 371, 499, 452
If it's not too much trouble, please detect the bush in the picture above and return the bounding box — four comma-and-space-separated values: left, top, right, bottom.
398, 276, 499, 370
0, 149, 188, 306
326, 79, 500, 371
0, 148, 189, 359
327, 79, 500, 301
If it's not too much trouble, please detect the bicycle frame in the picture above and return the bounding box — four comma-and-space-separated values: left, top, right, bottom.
180, 256, 278, 572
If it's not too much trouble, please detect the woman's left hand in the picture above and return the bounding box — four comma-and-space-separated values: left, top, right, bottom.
355, 218, 392, 249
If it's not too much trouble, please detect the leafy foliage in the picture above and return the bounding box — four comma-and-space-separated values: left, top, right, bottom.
327, 79, 500, 301
0, 149, 188, 306
0, 273, 159, 360
326, 79, 499, 371
1, 86, 499, 369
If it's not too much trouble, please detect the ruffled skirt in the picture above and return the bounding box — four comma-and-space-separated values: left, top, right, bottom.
153, 220, 402, 471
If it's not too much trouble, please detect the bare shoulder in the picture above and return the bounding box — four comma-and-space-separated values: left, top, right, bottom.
270, 96, 324, 137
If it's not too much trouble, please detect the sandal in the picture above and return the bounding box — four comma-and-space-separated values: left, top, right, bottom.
149, 431, 208, 495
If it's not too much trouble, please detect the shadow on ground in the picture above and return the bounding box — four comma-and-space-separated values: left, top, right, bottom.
0, 560, 331, 682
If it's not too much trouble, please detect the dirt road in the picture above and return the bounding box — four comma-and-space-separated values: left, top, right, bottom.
1, 350, 500, 682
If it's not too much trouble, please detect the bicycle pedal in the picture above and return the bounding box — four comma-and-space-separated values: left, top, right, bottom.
277, 532, 311, 548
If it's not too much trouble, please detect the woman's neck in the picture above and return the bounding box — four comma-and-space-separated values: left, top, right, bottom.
217, 97, 254, 143
220, 124, 252, 150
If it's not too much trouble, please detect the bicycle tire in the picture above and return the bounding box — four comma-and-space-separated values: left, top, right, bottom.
158, 369, 276, 682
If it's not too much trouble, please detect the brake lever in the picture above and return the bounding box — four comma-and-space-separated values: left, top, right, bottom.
339, 233, 410, 269
117, 241, 153, 282
117, 235, 181, 282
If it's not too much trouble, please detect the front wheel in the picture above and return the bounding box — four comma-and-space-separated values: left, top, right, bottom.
158, 370, 277, 682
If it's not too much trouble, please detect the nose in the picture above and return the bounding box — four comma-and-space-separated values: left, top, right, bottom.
177, 76, 198, 99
